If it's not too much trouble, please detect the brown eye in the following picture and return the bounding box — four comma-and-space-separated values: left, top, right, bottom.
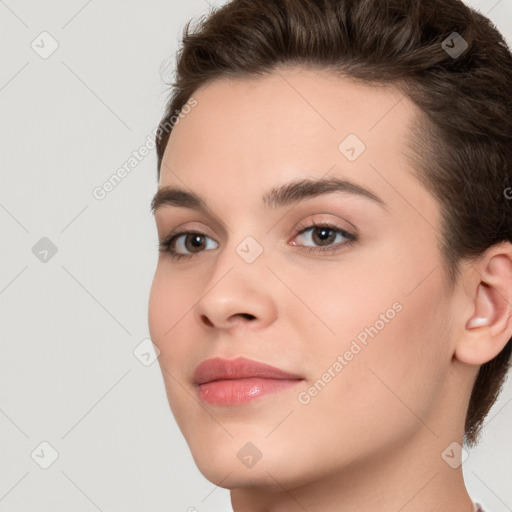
159, 231, 218, 260
182, 233, 208, 253
292, 221, 357, 252
310, 226, 338, 246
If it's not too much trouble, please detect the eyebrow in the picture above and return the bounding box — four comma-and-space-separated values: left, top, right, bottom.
151, 176, 388, 214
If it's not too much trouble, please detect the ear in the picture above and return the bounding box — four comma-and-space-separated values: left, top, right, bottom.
454, 243, 512, 366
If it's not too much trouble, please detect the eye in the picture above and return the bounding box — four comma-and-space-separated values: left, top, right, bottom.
291, 220, 357, 253
158, 231, 218, 261
158, 221, 357, 261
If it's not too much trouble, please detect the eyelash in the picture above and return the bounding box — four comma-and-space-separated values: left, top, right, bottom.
158, 221, 358, 261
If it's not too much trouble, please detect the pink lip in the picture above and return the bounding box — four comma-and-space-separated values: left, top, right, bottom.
193, 357, 303, 405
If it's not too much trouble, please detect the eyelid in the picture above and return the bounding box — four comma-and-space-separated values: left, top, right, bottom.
158, 229, 218, 258
155, 212, 228, 241
158, 217, 358, 261
156, 221, 217, 247
289, 220, 357, 254
293, 214, 357, 239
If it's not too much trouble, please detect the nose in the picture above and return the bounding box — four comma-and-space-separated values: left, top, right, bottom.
195, 267, 278, 331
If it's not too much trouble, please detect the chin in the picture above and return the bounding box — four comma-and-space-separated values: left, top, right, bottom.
196, 459, 275, 490
183, 429, 322, 493
181, 429, 276, 485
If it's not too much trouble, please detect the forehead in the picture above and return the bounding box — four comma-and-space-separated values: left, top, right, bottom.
165, 66, 414, 152
159, 66, 437, 223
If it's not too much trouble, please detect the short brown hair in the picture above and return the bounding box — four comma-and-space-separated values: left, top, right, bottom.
155, 0, 512, 447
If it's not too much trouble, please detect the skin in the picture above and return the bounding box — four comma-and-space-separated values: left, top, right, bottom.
148, 66, 512, 512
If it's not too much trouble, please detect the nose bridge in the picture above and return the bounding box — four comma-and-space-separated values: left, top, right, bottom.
216, 213, 268, 271
194, 224, 275, 328
207, 228, 268, 296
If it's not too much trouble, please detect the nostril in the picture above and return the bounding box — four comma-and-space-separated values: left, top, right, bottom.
200, 313, 256, 327
200, 314, 214, 327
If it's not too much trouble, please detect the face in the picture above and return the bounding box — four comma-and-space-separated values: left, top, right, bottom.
148, 67, 459, 491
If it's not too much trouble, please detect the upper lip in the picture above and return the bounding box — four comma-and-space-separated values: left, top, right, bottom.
193, 356, 303, 385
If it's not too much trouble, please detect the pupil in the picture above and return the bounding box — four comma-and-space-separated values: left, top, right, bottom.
191, 235, 204, 247
314, 227, 335, 245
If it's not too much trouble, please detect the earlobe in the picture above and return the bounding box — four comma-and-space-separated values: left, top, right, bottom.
455, 252, 512, 366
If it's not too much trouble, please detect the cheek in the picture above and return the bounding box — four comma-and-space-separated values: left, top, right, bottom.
346, 270, 451, 422
148, 268, 197, 422
297, 241, 451, 413
148, 266, 198, 384
148, 265, 197, 339
288, 280, 451, 464
281, 249, 404, 364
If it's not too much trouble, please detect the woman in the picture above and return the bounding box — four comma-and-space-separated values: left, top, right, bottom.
148, 0, 512, 510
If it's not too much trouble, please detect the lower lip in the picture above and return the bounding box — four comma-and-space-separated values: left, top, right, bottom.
197, 378, 302, 405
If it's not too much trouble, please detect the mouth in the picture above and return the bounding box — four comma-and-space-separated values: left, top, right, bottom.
193, 356, 304, 406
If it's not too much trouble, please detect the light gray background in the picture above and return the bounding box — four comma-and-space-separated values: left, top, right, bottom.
1, 1, 511, 511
